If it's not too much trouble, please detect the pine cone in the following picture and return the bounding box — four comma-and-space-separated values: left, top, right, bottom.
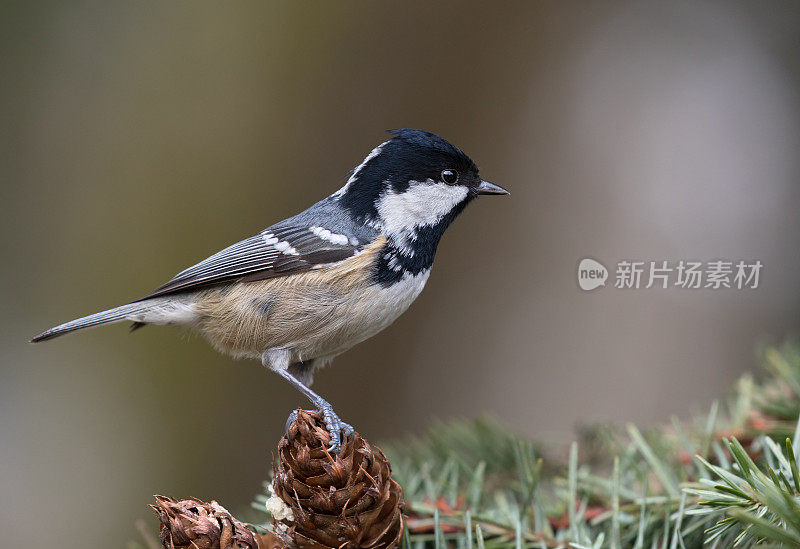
271, 410, 404, 549
152, 495, 284, 549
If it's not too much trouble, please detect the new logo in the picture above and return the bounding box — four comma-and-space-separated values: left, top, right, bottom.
578, 258, 608, 291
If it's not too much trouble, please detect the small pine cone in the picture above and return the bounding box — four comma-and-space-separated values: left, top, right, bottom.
272, 410, 404, 549
152, 495, 284, 549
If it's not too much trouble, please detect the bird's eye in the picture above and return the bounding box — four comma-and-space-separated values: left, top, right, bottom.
441, 169, 459, 184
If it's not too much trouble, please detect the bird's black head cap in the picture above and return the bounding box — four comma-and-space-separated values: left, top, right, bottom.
337, 129, 481, 222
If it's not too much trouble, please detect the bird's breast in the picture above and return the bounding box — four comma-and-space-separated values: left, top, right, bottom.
194, 236, 429, 361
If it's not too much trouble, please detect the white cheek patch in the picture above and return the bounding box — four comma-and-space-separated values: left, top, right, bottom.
309, 226, 350, 246
376, 180, 469, 239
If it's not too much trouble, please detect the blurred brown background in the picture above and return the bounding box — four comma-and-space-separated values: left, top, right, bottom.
2, 1, 800, 547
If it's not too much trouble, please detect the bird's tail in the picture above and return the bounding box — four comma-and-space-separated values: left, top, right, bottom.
30, 297, 197, 343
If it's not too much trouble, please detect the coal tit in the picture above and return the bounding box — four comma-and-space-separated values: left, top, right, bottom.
31, 128, 509, 453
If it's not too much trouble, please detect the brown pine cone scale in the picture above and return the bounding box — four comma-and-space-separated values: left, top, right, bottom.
152, 495, 283, 549
272, 410, 404, 549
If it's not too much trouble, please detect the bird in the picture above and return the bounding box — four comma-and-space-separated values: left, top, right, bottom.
31, 128, 509, 453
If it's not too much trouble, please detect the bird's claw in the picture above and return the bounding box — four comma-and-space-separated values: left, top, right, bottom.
284, 407, 353, 455
320, 403, 353, 454
285, 409, 300, 434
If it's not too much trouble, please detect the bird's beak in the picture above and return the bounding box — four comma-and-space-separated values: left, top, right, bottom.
475, 180, 509, 196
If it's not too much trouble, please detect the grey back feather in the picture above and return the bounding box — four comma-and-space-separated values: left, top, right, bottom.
137, 197, 380, 300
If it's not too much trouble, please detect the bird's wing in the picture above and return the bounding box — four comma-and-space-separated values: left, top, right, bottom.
136, 222, 365, 301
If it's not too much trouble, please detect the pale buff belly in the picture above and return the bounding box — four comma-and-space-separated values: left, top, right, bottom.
192, 242, 429, 363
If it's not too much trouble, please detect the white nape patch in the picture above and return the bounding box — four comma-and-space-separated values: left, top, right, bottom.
376, 179, 468, 253
333, 141, 389, 197
309, 226, 350, 246
273, 240, 299, 255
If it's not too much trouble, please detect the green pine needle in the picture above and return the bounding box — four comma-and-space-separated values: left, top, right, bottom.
247, 341, 800, 548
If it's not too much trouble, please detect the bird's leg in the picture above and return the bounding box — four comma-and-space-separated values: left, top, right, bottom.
262, 349, 353, 454
277, 369, 354, 454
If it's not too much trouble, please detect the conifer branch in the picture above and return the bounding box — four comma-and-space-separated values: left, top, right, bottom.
146, 341, 800, 548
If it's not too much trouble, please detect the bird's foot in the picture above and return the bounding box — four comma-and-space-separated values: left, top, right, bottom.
285, 406, 353, 455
